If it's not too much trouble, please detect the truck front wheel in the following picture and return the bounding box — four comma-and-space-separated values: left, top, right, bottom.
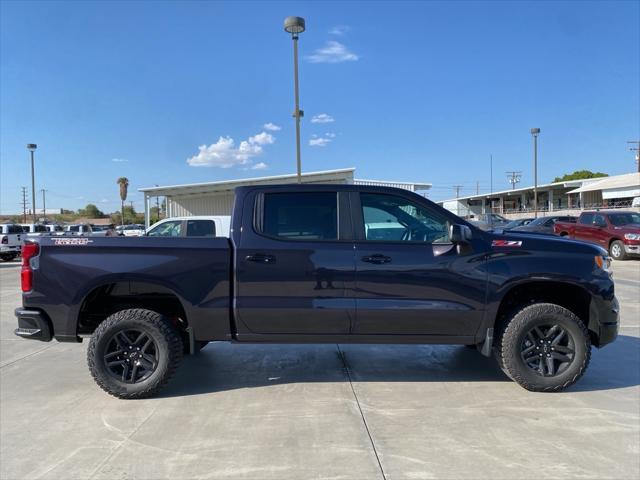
496, 303, 591, 392
87, 308, 183, 399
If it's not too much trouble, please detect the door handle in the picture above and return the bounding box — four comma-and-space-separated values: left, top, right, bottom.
361, 254, 392, 264
245, 253, 276, 264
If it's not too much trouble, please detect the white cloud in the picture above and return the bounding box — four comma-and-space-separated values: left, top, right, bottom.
311, 113, 334, 124
329, 25, 349, 36
112, 158, 128, 163
263, 122, 281, 131
187, 131, 275, 168
309, 133, 335, 147
305, 41, 359, 64
251, 162, 268, 170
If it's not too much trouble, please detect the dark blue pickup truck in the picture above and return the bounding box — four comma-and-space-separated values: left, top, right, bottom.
15, 185, 619, 398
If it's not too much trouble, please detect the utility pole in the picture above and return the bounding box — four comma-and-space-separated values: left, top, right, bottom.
40, 189, 47, 222
476, 181, 480, 195
453, 185, 463, 198
284, 17, 306, 183
506, 171, 522, 190
21, 187, 29, 223
156, 196, 160, 223
628, 141, 640, 172
27, 144, 37, 223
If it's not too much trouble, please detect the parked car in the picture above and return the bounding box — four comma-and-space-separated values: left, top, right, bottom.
64, 224, 93, 236
44, 224, 64, 235
20, 223, 51, 236
466, 213, 510, 231
121, 224, 146, 237
0, 224, 24, 261
90, 225, 118, 237
512, 216, 576, 235
146, 216, 231, 238
554, 211, 640, 260
502, 218, 534, 230
15, 184, 618, 398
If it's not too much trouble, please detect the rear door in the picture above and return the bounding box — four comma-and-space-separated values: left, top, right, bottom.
575, 213, 595, 242
234, 189, 355, 335
352, 191, 486, 336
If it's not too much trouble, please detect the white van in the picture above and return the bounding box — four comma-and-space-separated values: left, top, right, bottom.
146, 216, 231, 238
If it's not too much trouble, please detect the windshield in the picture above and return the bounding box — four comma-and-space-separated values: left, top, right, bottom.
609, 213, 640, 226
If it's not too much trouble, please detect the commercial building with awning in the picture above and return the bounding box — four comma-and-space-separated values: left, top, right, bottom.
567, 172, 640, 203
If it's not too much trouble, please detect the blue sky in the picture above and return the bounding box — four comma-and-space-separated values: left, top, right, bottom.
1, 0, 638, 214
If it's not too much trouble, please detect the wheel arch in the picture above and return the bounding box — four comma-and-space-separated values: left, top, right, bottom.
492, 280, 595, 344
77, 279, 190, 339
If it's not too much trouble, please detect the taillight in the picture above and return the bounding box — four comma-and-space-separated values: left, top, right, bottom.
21, 242, 39, 293
1, 236, 7, 245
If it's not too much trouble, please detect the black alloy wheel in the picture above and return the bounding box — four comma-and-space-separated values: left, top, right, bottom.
104, 329, 159, 384
520, 324, 575, 377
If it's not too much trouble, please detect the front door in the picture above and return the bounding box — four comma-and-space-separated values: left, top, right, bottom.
353, 192, 486, 336
235, 190, 355, 335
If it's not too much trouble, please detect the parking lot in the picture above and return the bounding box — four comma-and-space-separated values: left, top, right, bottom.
0, 259, 638, 480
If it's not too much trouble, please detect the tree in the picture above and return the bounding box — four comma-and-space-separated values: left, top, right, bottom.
78, 204, 104, 218
553, 170, 608, 183
116, 177, 129, 226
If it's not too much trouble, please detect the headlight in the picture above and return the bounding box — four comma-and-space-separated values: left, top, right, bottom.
624, 233, 640, 241
595, 255, 612, 273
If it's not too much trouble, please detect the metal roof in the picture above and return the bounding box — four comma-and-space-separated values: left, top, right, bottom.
140, 168, 356, 197
567, 172, 640, 194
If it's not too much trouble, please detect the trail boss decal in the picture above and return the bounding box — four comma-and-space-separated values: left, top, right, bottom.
492, 240, 523, 247
52, 238, 94, 246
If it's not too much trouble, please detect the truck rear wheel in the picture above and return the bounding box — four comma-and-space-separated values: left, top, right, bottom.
496, 303, 591, 392
87, 308, 183, 399
609, 240, 627, 260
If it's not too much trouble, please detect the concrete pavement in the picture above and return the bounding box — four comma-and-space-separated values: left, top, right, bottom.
1, 259, 638, 479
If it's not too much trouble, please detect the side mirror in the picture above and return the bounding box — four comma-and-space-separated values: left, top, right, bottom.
450, 224, 473, 244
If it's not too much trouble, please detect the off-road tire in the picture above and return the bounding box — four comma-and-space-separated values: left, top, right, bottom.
496, 303, 591, 392
87, 308, 183, 399
609, 240, 627, 261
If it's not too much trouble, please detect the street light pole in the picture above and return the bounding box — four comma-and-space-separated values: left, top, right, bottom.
27, 144, 37, 223
284, 16, 306, 183
530, 129, 540, 218
41, 189, 47, 222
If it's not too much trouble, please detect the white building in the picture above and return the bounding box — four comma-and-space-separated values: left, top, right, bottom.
139, 168, 431, 228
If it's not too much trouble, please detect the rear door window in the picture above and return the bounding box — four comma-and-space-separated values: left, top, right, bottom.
579, 213, 594, 225
186, 220, 216, 237
262, 192, 338, 241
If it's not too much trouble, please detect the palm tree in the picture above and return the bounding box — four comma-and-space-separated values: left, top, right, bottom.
116, 177, 129, 225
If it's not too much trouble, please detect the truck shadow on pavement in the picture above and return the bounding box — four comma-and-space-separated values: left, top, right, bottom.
160, 334, 639, 398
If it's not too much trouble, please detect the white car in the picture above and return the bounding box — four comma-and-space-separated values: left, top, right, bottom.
64, 224, 93, 236
146, 216, 231, 238
0, 224, 24, 261
121, 224, 146, 237
20, 223, 52, 236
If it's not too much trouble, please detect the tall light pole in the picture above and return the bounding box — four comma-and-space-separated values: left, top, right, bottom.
284, 16, 305, 183
530, 128, 540, 218
27, 144, 37, 223
40, 189, 47, 222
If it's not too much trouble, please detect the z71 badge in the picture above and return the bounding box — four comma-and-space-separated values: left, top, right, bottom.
52, 238, 94, 246
491, 240, 523, 247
